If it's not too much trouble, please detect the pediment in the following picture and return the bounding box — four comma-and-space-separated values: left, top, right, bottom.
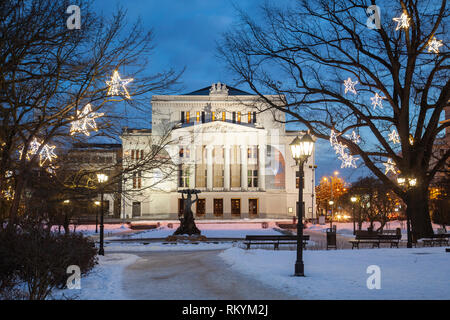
174, 121, 263, 134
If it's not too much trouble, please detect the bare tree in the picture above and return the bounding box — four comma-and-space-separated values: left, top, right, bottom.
219, 0, 449, 238
0, 0, 182, 226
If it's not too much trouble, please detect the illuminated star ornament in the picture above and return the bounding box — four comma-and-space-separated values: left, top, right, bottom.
19, 137, 41, 161
383, 158, 397, 175
343, 77, 358, 95
70, 104, 104, 136
371, 92, 385, 109
346, 130, 361, 144
388, 129, 400, 144
106, 70, 133, 99
427, 37, 443, 54
393, 13, 410, 31
19, 138, 57, 167
39, 144, 57, 166
329, 129, 359, 168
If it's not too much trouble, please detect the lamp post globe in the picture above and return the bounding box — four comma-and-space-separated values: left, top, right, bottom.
290, 132, 315, 277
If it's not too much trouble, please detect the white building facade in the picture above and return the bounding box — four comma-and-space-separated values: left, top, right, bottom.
121, 83, 316, 220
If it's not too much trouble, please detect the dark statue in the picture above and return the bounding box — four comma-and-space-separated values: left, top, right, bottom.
174, 189, 201, 235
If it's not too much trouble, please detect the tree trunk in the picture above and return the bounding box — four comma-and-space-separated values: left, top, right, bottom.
406, 187, 434, 239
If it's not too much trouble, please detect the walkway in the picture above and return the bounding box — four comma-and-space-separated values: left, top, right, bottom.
121, 249, 297, 300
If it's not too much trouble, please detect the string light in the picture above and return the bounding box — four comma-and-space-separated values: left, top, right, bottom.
371, 92, 385, 109
393, 13, 410, 31
383, 158, 397, 175
388, 129, 400, 144
427, 37, 443, 54
19, 138, 41, 161
343, 77, 358, 94
70, 103, 104, 136
106, 70, 133, 99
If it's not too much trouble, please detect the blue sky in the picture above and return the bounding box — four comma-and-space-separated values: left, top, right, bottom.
94, 0, 371, 183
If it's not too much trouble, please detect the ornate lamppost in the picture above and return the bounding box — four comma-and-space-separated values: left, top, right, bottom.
290, 132, 315, 277
97, 173, 108, 255
397, 175, 416, 248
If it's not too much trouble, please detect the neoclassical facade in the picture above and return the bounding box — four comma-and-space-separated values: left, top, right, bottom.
120, 83, 316, 220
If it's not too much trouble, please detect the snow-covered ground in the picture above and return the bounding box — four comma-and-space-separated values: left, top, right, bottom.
219, 246, 450, 299
306, 220, 446, 239
109, 222, 285, 240
53, 253, 139, 300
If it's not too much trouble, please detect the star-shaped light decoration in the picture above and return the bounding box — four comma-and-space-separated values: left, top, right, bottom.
383, 158, 397, 175
106, 70, 133, 99
427, 37, 443, 54
70, 104, 104, 136
393, 13, 410, 31
339, 152, 359, 168
19, 137, 41, 161
330, 129, 359, 168
370, 92, 385, 109
343, 77, 358, 95
388, 129, 400, 144
39, 144, 57, 166
346, 130, 361, 144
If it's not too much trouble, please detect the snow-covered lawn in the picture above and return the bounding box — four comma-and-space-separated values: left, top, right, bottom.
53, 253, 139, 300
110, 223, 285, 240
219, 247, 450, 299
306, 220, 446, 239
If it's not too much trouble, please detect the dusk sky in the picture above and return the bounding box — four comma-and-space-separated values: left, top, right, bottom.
94, 0, 372, 183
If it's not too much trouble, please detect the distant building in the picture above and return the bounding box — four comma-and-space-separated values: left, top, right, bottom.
120, 83, 316, 220
63, 143, 122, 217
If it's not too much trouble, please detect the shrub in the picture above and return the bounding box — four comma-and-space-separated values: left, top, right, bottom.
0, 225, 97, 300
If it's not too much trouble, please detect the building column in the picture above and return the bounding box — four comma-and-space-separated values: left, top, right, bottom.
240, 145, 248, 191
224, 145, 230, 190
258, 144, 266, 191
190, 145, 196, 188
206, 146, 213, 191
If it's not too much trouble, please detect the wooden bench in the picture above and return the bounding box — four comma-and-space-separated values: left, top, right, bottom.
349, 229, 401, 249
422, 231, 449, 247
244, 235, 310, 250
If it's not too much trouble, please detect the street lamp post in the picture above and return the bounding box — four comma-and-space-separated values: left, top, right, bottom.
94, 201, 100, 233
350, 196, 357, 235
397, 175, 416, 248
97, 173, 109, 256
328, 200, 334, 228
290, 132, 315, 277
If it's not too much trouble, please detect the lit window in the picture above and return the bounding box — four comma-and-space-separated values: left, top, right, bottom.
222, 111, 226, 121
248, 112, 251, 123
212, 112, 215, 121
196, 111, 200, 123
186, 111, 190, 123
237, 112, 241, 123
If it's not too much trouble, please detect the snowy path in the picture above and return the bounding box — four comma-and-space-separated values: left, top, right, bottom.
121, 249, 297, 300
